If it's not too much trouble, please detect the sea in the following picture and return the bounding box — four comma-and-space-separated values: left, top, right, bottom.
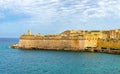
0, 38, 120, 74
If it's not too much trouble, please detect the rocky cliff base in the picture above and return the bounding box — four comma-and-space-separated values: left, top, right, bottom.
11, 45, 120, 54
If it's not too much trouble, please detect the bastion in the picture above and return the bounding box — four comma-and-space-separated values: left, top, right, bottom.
11, 29, 120, 53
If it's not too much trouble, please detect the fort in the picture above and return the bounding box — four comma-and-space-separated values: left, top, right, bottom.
11, 29, 120, 54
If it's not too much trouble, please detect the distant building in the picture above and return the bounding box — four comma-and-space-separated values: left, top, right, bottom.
27, 30, 32, 35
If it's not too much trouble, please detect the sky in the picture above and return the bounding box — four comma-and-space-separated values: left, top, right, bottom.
0, 0, 120, 38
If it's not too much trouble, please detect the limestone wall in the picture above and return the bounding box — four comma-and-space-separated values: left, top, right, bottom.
97, 39, 120, 49
18, 39, 85, 51
84, 40, 98, 48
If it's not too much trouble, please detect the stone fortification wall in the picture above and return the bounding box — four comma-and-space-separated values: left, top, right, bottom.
15, 29, 120, 51
84, 40, 98, 48
97, 39, 120, 49
18, 39, 85, 51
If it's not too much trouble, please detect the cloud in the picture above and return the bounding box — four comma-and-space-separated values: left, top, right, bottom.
0, 0, 120, 25
0, 12, 5, 19
83, 0, 120, 18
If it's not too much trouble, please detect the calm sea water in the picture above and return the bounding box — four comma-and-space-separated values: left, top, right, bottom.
0, 38, 120, 74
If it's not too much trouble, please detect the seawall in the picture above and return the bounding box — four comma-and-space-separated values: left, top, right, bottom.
18, 39, 85, 51
11, 39, 120, 54
11, 29, 120, 54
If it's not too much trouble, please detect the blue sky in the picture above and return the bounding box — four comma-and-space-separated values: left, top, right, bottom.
0, 0, 120, 37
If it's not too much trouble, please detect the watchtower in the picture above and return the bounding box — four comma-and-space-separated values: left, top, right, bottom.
27, 30, 32, 35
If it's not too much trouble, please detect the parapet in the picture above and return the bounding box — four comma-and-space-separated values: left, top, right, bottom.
20, 29, 120, 40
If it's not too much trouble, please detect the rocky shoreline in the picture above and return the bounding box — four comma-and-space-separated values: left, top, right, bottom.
11, 44, 120, 54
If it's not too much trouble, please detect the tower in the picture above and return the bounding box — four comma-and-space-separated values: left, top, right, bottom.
27, 30, 32, 35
